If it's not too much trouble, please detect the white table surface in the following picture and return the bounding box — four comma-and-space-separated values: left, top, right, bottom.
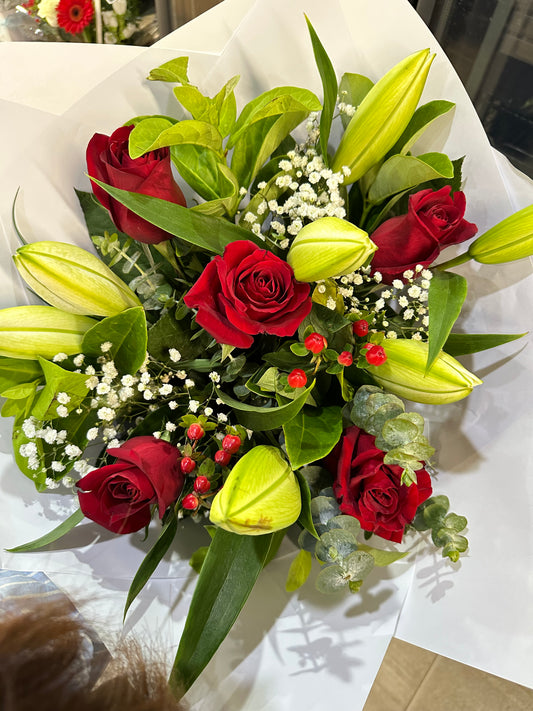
1, 0, 533, 707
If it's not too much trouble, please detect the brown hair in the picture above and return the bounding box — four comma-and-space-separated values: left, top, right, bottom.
0, 597, 185, 711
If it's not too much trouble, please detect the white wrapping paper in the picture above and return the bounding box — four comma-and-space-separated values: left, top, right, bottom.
1, 0, 532, 705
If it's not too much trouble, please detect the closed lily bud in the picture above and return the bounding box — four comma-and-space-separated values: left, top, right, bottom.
332, 49, 434, 184
365, 338, 482, 404
13, 241, 141, 316
0, 305, 96, 360
210, 445, 301, 535
467, 205, 533, 264
287, 217, 377, 282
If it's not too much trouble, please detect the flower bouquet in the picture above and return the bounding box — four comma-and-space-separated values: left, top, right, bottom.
17, 0, 145, 44
1, 0, 533, 703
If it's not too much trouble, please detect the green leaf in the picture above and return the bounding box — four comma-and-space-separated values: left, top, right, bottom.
170, 144, 224, 202
295, 468, 319, 539
189, 545, 210, 574
0, 357, 42, 396
82, 307, 147, 375
283, 405, 342, 469
190, 163, 240, 218
227, 86, 321, 149
427, 271, 468, 372
169, 528, 276, 693
32, 358, 89, 420
89, 178, 263, 253
357, 543, 408, 566
388, 100, 455, 155
338, 72, 373, 129
147, 309, 209, 362
305, 15, 337, 164
298, 303, 350, 340
444, 331, 527, 356
315, 564, 349, 593
368, 152, 454, 204
285, 549, 313, 592
124, 515, 178, 618
129, 119, 223, 160
215, 380, 314, 431
7, 508, 84, 552
147, 56, 190, 83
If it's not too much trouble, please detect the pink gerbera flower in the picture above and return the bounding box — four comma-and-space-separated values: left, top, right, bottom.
56, 0, 94, 34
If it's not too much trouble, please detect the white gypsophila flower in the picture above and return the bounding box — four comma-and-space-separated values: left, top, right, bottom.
73, 354, 85, 367
107, 439, 120, 448
244, 212, 257, 224
65, 444, 82, 458
73, 460, 92, 475
217, 413, 228, 423
209, 371, 220, 384
51, 461, 65, 472
185, 379, 195, 389
37, 0, 58, 26
159, 384, 173, 396
421, 269, 433, 280
102, 362, 118, 379
422, 316, 430, 327
53, 353, 68, 363
56, 405, 69, 418
85, 376, 99, 390
27, 457, 40, 471
139, 371, 151, 385
56, 430, 67, 443
177, 370, 187, 379
257, 201, 268, 216
215, 398, 223, 406
374, 298, 385, 311
121, 374, 135, 386
118, 386, 133, 402
106, 392, 120, 408
412, 332, 423, 341
19, 443, 37, 458
403, 309, 415, 320
408, 285, 422, 298
103, 427, 117, 439
62, 476, 76, 488
398, 296, 409, 308
188, 400, 200, 413
96, 382, 111, 395
252, 224, 263, 237
270, 221, 285, 235
392, 279, 404, 290
386, 331, 398, 339
239, 186, 247, 196
326, 297, 336, 310
169, 348, 181, 363
165, 422, 177, 432
204, 407, 213, 417
45, 478, 60, 489
373, 272, 383, 284
257, 181, 267, 190
22, 419, 36, 438
100, 341, 113, 353
403, 270, 415, 280
143, 390, 154, 401
43, 428, 58, 444
97, 407, 115, 421
152, 431, 161, 439
279, 238, 290, 249
85, 365, 96, 376
57, 392, 71, 405
168, 401, 178, 410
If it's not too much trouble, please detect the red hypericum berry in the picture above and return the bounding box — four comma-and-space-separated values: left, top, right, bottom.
287, 368, 307, 388
214, 449, 232, 466
181, 456, 196, 474
353, 319, 369, 337
304, 332, 327, 354
365, 344, 387, 366
193, 476, 211, 494
182, 493, 199, 510
222, 434, 241, 453
187, 423, 204, 440
362, 342, 373, 350
338, 351, 353, 367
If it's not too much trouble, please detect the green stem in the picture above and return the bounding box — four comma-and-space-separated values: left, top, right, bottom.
434, 252, 472, 270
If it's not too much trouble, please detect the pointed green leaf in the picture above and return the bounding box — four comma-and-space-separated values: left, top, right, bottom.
7, 508, 84, 552
338, 72, 373, 129
89, 178, 263, 253
129, 119, 223, 160
444, 331, 527, 356
283, 405, 342, 469
389, 100, 455, 155
368, 152, 454, 204
32, 358, 89, 420
147, 56, 190, 83
169, 528, 276, 693
0, 357, 43, 395
215, 380, 314, 431
285, 549, 313, 592
124, 515, 178, 618
427, 271, 468, 371
81, 306, 147, 375
357, 543, 408, 566
305, 15, 337, 164
295, 468, 319, 539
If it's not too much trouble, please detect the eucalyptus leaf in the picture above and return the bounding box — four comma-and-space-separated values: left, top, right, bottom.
310, 495, 341, 533
427, 270, 468, 372
315, 564, 348, 594
315, 529, 358, 563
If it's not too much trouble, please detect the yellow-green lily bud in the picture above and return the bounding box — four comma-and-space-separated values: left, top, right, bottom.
467, 204, 533, 264
287, 217, 377, 282
13, 241, 141, 316
210, 445, 301, 535
365, 338, 482, 404
331, 49, 434, 184
0, 305, 96, 360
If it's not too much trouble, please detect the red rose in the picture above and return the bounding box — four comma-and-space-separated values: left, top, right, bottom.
184, 240, 312, 349
86, 125, 186, 244
329, 426, 432, 543
77, 436, 183, 534
370, 186, 477, 281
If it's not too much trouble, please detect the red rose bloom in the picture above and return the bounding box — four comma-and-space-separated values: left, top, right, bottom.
77, 436, 183, 534
86, 125, 186, 244
370, 186, 477, 282
184, 240, 312, 349
329, 426, 432, 542
56, 0, 94, 35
